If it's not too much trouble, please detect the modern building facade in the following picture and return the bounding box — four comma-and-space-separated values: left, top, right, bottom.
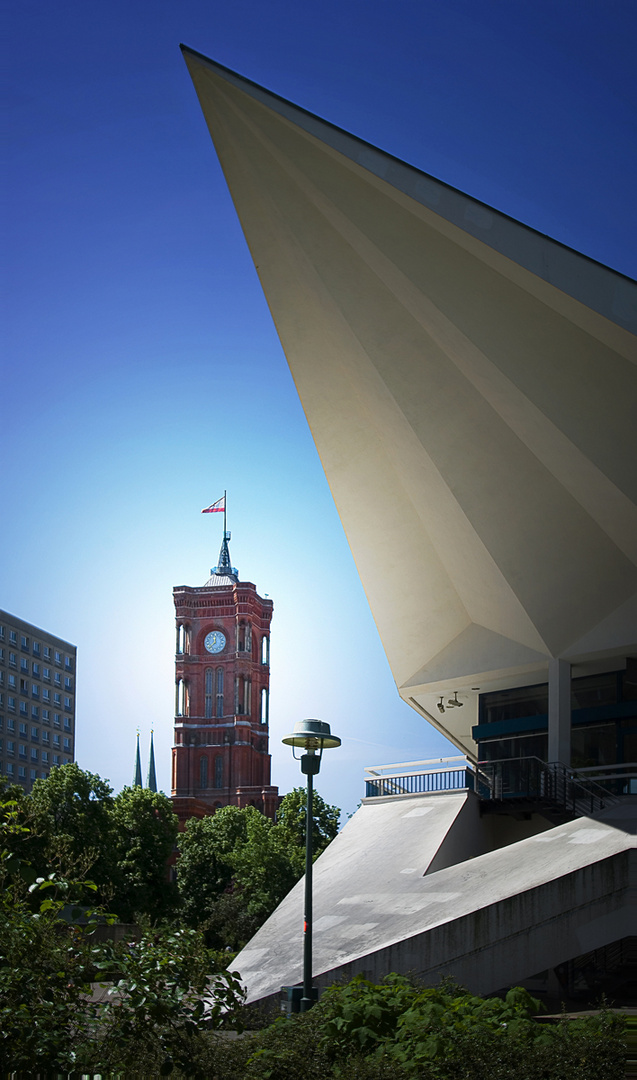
0, 611, 76, 792
180, 46, 637, 1008
171, 529, 279, 826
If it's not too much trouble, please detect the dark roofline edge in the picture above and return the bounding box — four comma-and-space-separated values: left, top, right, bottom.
180, 43, 636, 333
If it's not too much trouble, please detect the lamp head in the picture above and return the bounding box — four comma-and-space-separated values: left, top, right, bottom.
282, 719, 341, 751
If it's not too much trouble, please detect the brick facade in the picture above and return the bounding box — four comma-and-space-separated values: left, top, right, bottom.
171, 552, 279, 826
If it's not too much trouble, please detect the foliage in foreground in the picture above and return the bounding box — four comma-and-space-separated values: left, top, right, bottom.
0, 798, 244, 1076
207, 974, 626, 1080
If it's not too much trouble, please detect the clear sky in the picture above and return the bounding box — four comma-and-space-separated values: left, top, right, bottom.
3, 0, 636, 819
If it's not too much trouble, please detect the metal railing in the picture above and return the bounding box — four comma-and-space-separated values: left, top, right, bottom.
477, 757, 619, 815
363, 754, 629, 815
364, 756, 480, 799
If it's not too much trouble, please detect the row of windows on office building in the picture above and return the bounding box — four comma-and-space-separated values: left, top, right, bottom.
0, 760, 72, 783
176, 670, 269, 724
0, 625, 74, 669
0, 694, 74, 721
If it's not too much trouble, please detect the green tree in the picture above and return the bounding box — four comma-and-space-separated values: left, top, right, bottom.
109, 785, 179, 923
177, 805, 252, 929
177, 794, 340, 951
274, 786, 340, 874
23, 763, 115, 891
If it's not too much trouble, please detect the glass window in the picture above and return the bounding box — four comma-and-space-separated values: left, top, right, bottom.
21, 636, 29, 651
19, 744, 26, 758
479, 683, 548, 725
65, 657, 72, 671
7, 741, 14, 754
31, 726, 38, 739
42, 731, 49, 744
9, 631, 17, 644
199, 756, 208, 789
20, 679, 28, 694
52, 755, 59, 765
64, 676, 72, 690
43, 646, 50, 659
33, 642, 40, 656
8, 675, 16, 689
205, 668, 213, 719
8, 696, 16, 712
9, 652, 16, 668
53, 734, 60, 747
43, 667, 50, 681
215, 755, 223, 789
53, 713, 61, 727
54, 651, 61, 665
479, 732, 549, 762
20, 659, 28, 673
19, 703, 28, 716
571, 722, 617, 768
54, 673, 61, 687
42, 689, 50, 702
31, 749, 38, 761
571, 672, 620, 710
63, 737, 71, 751
31, 706, 39, 719
32, 663, 39, 677
0, 625, 4, 639
42, 709, 50, 723
42, 750, 49, 763
6, 762, 13, 775
53, 694, 61, 706
7, 718, 14, 731
32, 685, 39, 699
18, 766, 26, 778
64, 696, 71, 711
19, 723, 27, 736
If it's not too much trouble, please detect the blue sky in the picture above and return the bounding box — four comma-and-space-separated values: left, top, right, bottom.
2, 0, 636, 818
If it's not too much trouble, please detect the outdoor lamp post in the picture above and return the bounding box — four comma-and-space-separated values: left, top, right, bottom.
282, 719, 341, 1012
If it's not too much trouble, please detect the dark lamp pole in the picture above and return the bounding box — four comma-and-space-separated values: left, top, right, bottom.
282, 719, 341, 1012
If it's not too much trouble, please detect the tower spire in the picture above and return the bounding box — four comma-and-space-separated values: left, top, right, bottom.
134, 731, 142, 787
147, 730, 157, 792
210, 490, 238, 579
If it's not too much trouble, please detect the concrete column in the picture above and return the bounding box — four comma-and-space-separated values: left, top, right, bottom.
548, 659, 571, 765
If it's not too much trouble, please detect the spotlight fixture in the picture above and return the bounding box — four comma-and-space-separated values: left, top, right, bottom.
447, 692, 464, 708
437, 697, 445, 714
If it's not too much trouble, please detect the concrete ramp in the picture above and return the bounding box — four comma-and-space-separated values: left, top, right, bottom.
234, 796, 636, 1004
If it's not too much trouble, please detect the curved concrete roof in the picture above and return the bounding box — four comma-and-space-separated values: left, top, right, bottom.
182, 46, 637, 756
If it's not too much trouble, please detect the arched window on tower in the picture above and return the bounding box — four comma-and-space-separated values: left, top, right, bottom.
244, 677, 252, 718
261, 635, 270, 665
216, 667, 224, 717
199, 756, 208, 789
176, 679, 189, 717
176, 624, 190, 655
215, 755, 223, 789
205, 668, 213, 719
260, 687, 269, 726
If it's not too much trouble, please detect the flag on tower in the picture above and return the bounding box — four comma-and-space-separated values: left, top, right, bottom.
201, 496, 225, 514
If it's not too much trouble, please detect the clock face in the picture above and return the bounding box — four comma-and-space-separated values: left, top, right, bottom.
204, 630, 226, 654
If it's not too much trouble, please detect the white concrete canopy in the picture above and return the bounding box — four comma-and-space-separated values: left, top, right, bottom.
182, 47, 637, 757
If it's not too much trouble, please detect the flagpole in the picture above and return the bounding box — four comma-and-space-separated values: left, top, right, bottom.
224, 489, 227, 537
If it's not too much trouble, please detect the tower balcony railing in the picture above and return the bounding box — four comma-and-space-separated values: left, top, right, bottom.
364, 756, 481, 799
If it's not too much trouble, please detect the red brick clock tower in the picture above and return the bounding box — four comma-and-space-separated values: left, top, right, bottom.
171, 520, 279, 826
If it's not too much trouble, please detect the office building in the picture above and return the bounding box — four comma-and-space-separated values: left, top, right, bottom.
0, 611, 76, 792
